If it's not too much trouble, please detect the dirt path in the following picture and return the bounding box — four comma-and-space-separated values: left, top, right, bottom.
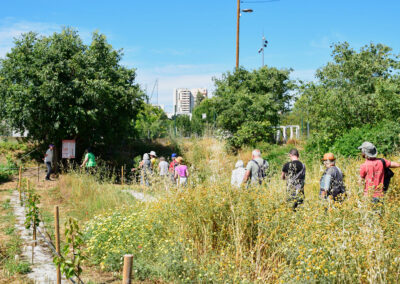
10, 190, 66, 283
124, 189, 157, 202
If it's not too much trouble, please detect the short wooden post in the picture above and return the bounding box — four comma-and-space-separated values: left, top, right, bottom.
54, 206, 61, 284
37, 163, 40, 183
33, 223, 36, 247
18, 166, 22, 202
122, 254, 133, 284
121, 166, 124, 185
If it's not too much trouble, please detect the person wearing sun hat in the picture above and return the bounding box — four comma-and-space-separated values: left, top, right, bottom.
319, 153, 345, 201
174, 156, 189, 186
359, 141, 400, 201
149, 151, 157, 170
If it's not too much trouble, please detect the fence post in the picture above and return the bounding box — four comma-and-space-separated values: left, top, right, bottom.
54, 206, 61, 284
18, 166, 22, 202
122, 254, 133, 284
121, 165, 124, 186
37, 162, 40, 183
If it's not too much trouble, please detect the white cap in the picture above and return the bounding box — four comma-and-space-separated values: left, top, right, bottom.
235, 160, 244, 168
149, 151, 157, 157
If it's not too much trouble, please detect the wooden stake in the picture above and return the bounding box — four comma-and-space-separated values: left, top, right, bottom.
54, 206, 61, 284
18, 166, 22, 202
37, 163, 40, 183
122, 254, 133, 284
33, 223, 36, 248
121, 166, 124, 185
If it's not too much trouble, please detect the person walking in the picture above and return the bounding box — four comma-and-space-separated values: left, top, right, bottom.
359, 142, 400, 202
169, 153, 179, 182
281, 148, 306, 210
43, 144, 54, 181
242, 149, 269, 186
139, 153, 152, 186
80, 147, 97, 173
158, 157, 169, 177
319, 153, 346, 201
149, 151, 157, 170
231, 160, 246, 188
174, 157, 189, 187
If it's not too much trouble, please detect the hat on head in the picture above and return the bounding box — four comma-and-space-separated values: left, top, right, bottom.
149, 151, 157, 157
235, 160, 244, 168
322, 153, 336, 161
176, 156, 183, 163
49, 144, 55, 147
143, 153, 150, 160
171, 153, 177, 158
358, 141, 377, 158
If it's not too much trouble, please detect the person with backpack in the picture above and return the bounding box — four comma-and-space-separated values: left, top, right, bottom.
169, 153, 179, 183
359, 142, 400, 202
281, 148, 306, 210
242, 149, 269, 186
174, 157, 189, 187
319, 153, 346, 202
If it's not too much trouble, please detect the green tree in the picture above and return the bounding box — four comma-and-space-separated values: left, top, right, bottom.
191, 98, 218, 136
134, 104, 169, 139
211, 66, 293, 147
195, 92, 205, 106
295, 42, 400, 144
0, 28, 144, 155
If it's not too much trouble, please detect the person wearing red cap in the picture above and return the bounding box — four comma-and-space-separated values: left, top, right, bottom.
320, 153, 345, 201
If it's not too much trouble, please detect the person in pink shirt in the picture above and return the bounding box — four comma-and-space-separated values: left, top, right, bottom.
359, 142, 400, 202
174, 156, 189, 186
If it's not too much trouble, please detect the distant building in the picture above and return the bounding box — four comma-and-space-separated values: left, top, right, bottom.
173, 88, 208, 115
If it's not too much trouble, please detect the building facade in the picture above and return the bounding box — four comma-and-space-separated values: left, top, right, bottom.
173, 88, 208, 115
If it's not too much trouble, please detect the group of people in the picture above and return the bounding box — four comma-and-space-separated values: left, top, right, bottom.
134, 151, 189, 187
44, 141, 399, 207
231, 141, 400, 209
44, 145, 97, 181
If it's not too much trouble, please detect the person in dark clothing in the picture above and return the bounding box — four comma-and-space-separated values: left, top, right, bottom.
282, 148, 306, 210
319, 153, 346, 202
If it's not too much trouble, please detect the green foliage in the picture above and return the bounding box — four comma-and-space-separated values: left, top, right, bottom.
134, 104, 169, 139
174, 115, 192, 137
191, 99, 218, 136
295, 42, 400, 144
228, 121, 273, 149
24, 190, 41, 230
211, 66, 293, 147
54, 217, 86, 281
0, 28, 144, 153
0, 155, 18, 183
332, 121, 400, 157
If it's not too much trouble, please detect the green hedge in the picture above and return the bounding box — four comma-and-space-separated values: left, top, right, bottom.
332, 121, 400, 157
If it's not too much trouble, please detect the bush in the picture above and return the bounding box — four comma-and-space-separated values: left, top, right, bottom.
332, 121, 400, 157
227, 121, 273, 149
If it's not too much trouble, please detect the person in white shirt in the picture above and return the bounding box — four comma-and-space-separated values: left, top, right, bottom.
231, 160, 246, 188
43, 144, 54, 181
158, 157, 169, 177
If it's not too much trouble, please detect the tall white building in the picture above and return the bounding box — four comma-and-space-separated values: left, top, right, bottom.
173, 88, 208, 115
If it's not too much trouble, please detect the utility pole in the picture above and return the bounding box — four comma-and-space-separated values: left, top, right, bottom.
236, 0, 240, 69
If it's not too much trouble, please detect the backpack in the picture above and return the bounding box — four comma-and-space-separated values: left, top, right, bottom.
380, 158, 394, 193
251, 159, 269, 184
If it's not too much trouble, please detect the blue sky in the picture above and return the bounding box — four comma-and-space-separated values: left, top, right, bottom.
1, 0, 399, 112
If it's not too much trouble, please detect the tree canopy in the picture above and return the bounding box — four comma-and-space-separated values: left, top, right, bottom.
210, 66, 293, 147
295, 42, 400, 142
0, 28, 144, 153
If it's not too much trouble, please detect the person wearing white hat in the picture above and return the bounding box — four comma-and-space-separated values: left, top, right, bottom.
149, 151, 157, 170
231, 160, 246, 188
359, 141, 400, 201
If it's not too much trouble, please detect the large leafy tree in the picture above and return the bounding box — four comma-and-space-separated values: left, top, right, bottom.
295, 42, 400, 142
0, 28, 144, 155
134, 104, 169, 140
211, 66, 293, 147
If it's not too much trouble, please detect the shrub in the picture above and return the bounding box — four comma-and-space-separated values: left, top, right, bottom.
332, 121, 400, 157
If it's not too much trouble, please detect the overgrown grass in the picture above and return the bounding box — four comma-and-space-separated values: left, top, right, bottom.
82, 138, 400, 283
